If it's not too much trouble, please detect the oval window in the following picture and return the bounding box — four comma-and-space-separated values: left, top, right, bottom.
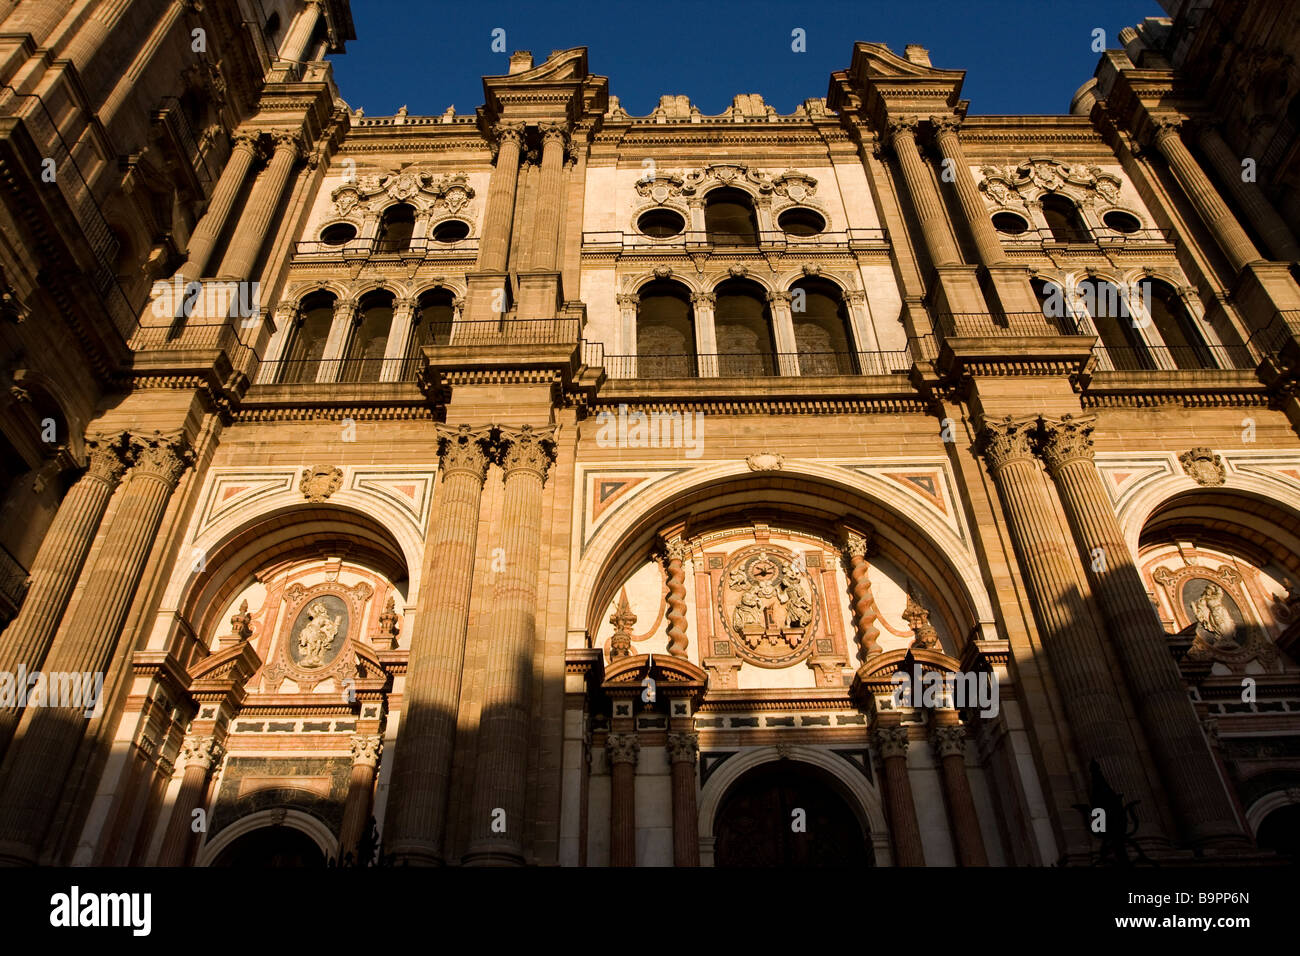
320, 222, 357, 246
431, 219, 470, 243
1102, 210, 1142, 234
991, 212, 1030, 235
778, 208, 826, 237
637, 208, 685, 238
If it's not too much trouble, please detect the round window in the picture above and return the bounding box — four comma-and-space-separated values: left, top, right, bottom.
778, 207, 826, 236
320, 222, 357, 246
430, 219, 470, 243
991, 212, 1030, 235
637, 208, 686, 238
1102, 210, 1142, 234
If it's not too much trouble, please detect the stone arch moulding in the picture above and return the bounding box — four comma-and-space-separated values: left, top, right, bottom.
680, 163, 777, 201
1245, 786, 1300, 836
695, 745, 891, 867
570, 459, 992, 639
625, 271, 703, 297
195, 807, 338, 866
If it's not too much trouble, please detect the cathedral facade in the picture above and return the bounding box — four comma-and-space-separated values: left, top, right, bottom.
0, 0, 1299, 867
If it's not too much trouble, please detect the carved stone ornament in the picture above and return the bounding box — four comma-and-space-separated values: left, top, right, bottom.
931, 725, 967, 758
606, 732, 640, 765
269, 579, 374, 692
351, 734, 383, 767
666, 732, 699, 765
977, 415, 1038, 471
634, 171, 685, 203
180, 734, 221, 772
1179, 447, 1226, 487
873, 725, 910, 758
436, 424, 492, 482
128, 431, 193, 485
498, 424, 558, 484
978, 158, 1125, 211
681, 163, 774, 197
1152, 563, 1277, 669
772, 169, 818, 202
331, 167, 476, 220
719, 544, 819, 668
608, 588, 637, 659
745, 451, 784, 472
1038, 414, 1097, 473
902, 585, 939, 649
300, 464, 343, 502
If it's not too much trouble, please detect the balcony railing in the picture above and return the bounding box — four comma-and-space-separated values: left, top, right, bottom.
257, 355, 423, 385
596, 349, 911, 379
1246, 310, 1300, 358
933, 311, 1086, 338
423, 318, 581, 345
1092, 343, 1258, 372
293, 236, 480, 260
581, 227, 889, 252
128, 317, 261, 353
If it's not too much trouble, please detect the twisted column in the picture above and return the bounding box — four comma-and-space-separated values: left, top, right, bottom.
887, 116, 961, 267
155, 734, 221, 866
175, 131, 262, 283
930, 716, 988, 865
667, 732, 700, 866
606, 732, 639, 867
838, 523, 881, 664
387, 425, 493, 865
1039, 415, 1246, 848
463, 425, 557, 865
0, 431, 192, 865
931, 117, 1008, 267
477, 123, 525, 273
660, 534, 689, 658
1151, 117, 1261, 272
338, 734, 382, 861
1197, 124, 1300, 262
977, 415, 1161, 842
0, 434, 129, 755
874, 723, 925, 866
218, 131, 303, 281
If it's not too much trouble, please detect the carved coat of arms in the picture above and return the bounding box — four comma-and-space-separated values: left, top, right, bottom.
300, 465, 343, 502
719, 546, 818, 667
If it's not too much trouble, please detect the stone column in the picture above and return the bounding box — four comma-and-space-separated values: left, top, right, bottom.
380, 297, 416, 381
617, 293, 639, 368
1039, 415, 1247, 848
930, 714, 988, 866
463, 425, 556, 866
97, 0, 187, 128
606, 731, 639, 867
931, 118, 1006, 267
838, 523, 881, 664
1152, 117, 1261, 273
279, 0, 323, 61
874, 722, 925, 866
155, 734, 221, 866
690, 292, 718, 377
766, 291, 800, 375
386, 425, 493, 866
476, 123, 525, 274
1197, 124, 1300, 262
0, 431, 192, 865
0, 434, 129, 755
218, 131, 303, 282
888, 117, 961, 267
175, 131, 262, 284
532, 123, 567, 272
59, 0, 137, 69
337, 734, 382, 862
659, 533, 689, 658
977, 415, 1161, 840
667, 731, 700, 866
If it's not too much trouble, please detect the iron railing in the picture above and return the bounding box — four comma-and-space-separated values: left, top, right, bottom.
1246, 310, 1300, 359
581, 227, 889, 252
597, 349, 911, 379
419, 318, 581, 345
293, 236, 479, 259
1091, 343, 1257, 372
933, 311, 1087, 338
257, 355, 423, 385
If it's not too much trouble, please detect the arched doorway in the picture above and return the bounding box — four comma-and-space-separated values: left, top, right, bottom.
1255, 804, 1300, 859
714, 761, 874, 867
209, 826, 327, 867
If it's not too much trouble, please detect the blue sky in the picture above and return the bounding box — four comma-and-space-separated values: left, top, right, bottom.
330, 0, 1166, 118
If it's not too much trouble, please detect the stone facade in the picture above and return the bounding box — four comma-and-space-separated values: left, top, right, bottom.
0, 0, 1298, 867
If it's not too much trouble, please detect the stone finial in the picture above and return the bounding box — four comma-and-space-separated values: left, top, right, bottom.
376, 595, 400, 649
609, 588, 637, 659
229, 599, 253, 642
903, 45, 932, 66
902, 585, 939, 649
508, 51, 534, 74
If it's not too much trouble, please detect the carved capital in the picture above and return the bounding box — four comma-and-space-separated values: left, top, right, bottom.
929, 114, 963, 138
1038, 414, 1096, 473
837, 522, 873, 560
540, 122, 569, 150
1150, 114, 1184, 143
83, 432, 130, 484
230, 128, 261, 154
931, 724, 967, 758
666, 732, 699, 765
180, 734, 221, 772
766, 290, 793, 305
350, 734, 383, 768
493, 122, 526, 150
660, 534, 688, 563
606, 732, 640, 765
690, 291, 716, 307
436, 424, 493, 483
127, 431, 193, 485
497, 424, 557, 483
976, 415, 1039, 472
873, 724, 910, 759
616, 293, 640, 308
270, 129, 305, 159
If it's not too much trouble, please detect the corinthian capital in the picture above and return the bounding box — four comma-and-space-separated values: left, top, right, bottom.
180, 734, 221, 772
690, 291, 715, 307
230, 128, 262, 153
270, 129, 305, 158
976, 415, 1039, 472
539, 122, 569, 149
83, 432, 131, 484
666, 732, 699, 765
929, 114, 963, 137
493, 122, 526, 148
931, 724, 967, 758
497, 424, 558, 483
1149, 114, 1184, 142
872, 724, 910, 759
351, 734, 383, 768
1038, 414, 1096, 473
837, 521, 873, 560
128, 431, 194, 485
606, 732, 640, 765
435, 424, 493, 483
886, 115, 919, 140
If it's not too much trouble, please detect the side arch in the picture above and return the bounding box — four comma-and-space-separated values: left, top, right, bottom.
196, 808, 338, 866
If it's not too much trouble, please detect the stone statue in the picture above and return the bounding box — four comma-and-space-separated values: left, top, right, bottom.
779, 568, 812, 627
1192, 584, 1237, 648
734, 589, 762, 629
298, 601, 342, 666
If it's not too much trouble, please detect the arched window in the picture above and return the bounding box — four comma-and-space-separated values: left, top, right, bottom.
411, 288, 455, 355
1138, 279, 1213, 369
1040, 194, 1089, 243
1032, 278, 1076, 334
790, 278, 855, 375
280, 291, 335, 383
636, 279, 695, 377
375, 203, 415, 253
1077, 279, 1151, 370
341, 290, 393, 382
705, 188, 759, 246
714, 278, 775, 375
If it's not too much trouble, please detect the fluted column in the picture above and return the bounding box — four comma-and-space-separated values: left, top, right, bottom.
931, 117, 1007, 268
0, 431, 193, 866
97, 0, 187, 129
606, 732, 639, 867
155, 734, 221, 866
1197, 124, 1300, 262
0, 434, 129, 755
1151, 117, 1261, 273
888, 117, 961, 267
476, 124, 525, 274
464, 425, 556, 866
175, 131, 262, 284
337, 734, 382, 861
977, 415, 1160, 842
1039, 415, 1246, 848
279, 0, 323, 61
217, 131, 303, 282
387, 425, 493, 866
667, 732, 700, 866
874, 723, 925, 866
930, 715, 988, 866
59, 0, 136, 68
838, 523, 881, 664
659, 533, 689, 658
532, 124, 567, 272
